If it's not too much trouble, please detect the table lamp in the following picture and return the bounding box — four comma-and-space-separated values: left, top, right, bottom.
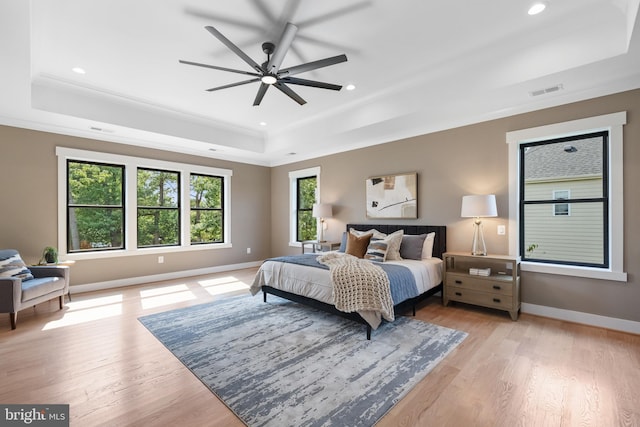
312, 203, 333, 242
461, 194, 497, 256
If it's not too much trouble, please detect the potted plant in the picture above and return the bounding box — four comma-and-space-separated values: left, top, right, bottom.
40, 246, 58, 264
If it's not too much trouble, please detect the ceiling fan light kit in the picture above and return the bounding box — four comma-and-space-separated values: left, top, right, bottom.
180, 22, 348, 106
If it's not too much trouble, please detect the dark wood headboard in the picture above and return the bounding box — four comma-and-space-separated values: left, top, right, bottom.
346, 224, 447, 259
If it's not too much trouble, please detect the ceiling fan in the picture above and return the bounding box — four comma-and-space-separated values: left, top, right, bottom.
180, 22, 348, 106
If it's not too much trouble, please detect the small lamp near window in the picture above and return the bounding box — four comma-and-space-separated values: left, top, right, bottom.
461, 194, 497, 256
312, 203, 333, 242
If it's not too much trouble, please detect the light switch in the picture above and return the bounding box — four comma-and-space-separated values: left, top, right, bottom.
497, 225, 506, 235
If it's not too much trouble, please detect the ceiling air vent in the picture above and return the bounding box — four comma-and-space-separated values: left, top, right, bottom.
529, 84, 563, 97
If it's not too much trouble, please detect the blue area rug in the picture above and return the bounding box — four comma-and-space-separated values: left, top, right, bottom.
139, 294, 467, 427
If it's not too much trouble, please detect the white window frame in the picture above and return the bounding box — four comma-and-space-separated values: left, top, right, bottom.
552, 189, 570, 216
288, 166, 320, 247
507, 112, 627, 282
56, 147, 232, 260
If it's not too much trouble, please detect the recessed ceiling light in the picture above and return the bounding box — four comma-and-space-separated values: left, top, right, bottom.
346, 84, 356, 91
528, 2, 546, 15
259, 122, 267, 126
72, 67, 86, 74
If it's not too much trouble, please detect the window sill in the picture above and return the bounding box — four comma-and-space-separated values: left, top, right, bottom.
62, 243, 233, 261
521, 261, 627, 282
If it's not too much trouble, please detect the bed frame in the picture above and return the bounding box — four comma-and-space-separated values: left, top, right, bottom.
262, 224, 447, 339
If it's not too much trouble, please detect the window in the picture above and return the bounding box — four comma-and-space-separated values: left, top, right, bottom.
520, 132, 607, 267
507, 112, 627, 281
296, 176, 317, 241
137, 168, 180, 248
289, 167, 320, 246
67, 160, 125, 252
57, 147, 232, 259
190, 174, 224, 244
552, 190, 570, 216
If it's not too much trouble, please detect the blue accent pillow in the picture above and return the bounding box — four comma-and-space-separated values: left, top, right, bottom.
338, 232, 347, 252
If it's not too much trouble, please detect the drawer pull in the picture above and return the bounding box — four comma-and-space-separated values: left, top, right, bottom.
455, 292, 462, 296
455, 280, 463, 284
493, 298, 501, 303
493, 285, 501, 290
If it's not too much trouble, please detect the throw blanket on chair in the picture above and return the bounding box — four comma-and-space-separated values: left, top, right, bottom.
318, 252, 395, 327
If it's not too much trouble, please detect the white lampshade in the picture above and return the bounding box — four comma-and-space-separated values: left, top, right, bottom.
461, 195, 497, 218
312, 203, 333, 218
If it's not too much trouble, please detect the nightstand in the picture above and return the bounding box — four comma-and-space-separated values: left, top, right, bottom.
301, 240, 341, 254
443, 252, 521, 320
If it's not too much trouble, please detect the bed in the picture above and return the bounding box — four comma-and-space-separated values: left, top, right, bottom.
250, 224, 446, 339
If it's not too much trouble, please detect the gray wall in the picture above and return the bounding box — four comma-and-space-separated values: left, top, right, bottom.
1, 89, 638, 323
0, 126, 271, 286
270, 89, 640, 323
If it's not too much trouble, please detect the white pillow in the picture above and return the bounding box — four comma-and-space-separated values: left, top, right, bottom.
350, 228, 387, 239
421, 232, 436, 259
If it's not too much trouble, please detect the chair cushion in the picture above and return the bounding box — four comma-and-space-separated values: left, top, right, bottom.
21, 277, 64, 302
0, 249, 34, 281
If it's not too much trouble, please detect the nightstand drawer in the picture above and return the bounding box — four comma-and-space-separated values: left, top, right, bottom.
447, 286, 513, 310
445, 273, 513, 296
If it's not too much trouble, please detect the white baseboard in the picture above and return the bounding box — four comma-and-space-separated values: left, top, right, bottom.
69, 261, 263, 295
521, 302, 640, 335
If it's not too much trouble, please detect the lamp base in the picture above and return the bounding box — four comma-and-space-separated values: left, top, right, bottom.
470, 219, 487, 256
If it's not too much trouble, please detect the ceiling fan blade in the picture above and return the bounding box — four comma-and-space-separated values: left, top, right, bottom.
185, 7, 264, 32
278, 54, 348, 77
205, 26, 263, 73
281, 77, 342, 91
206, 78, 261, 92
253, 83, 270, 106
179, 60, 262, 77
274, 82, 306, 105
266, 22, 298, 75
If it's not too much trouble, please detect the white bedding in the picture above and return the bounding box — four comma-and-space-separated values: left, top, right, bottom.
250, 255, 443, 328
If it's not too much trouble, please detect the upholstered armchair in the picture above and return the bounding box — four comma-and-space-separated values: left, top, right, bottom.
0, 249, 70, 329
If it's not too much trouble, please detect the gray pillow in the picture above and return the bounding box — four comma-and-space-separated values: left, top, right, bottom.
399, 234, 427, 260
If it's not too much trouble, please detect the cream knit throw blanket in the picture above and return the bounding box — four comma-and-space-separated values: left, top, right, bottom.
318, 252, 395, 325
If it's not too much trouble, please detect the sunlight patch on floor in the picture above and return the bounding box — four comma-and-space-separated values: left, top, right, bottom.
198, 275, 250, 296
140, 284, 196, 309
42, 294, 124, 330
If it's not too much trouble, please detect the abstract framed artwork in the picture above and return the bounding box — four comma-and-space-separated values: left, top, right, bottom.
366, 172, 418, 219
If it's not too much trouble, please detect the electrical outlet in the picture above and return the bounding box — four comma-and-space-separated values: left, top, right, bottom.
246, 248, 251, 254
158, 255, 164, 264
497, 225, 506, 235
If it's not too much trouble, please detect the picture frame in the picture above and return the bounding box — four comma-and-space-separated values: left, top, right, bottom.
365, 172, 418, 219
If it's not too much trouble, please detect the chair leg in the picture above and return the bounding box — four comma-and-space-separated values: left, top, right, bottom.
9, 312, 17, 330
59, 295, 64, 310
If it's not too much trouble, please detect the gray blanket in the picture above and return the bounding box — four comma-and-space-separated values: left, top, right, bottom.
265, 254, 419, 304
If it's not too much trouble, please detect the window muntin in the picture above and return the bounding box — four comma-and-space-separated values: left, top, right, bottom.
67, 160, 125, 252
519, 131, 608, 268
137, 168, 180, 248
296, 176, 317, 241
190, 174, 224, 244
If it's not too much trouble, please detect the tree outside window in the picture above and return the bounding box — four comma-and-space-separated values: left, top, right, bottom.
67, 160, 124, 252
190, 174, 224, 244
137, 168, 180, 247
297, 176, 317, 241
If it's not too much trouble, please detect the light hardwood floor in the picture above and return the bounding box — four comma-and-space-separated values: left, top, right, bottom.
1, 268, 639, 427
